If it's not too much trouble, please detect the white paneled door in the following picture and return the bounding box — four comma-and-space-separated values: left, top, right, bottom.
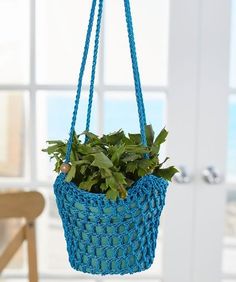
164, 0, 231, 282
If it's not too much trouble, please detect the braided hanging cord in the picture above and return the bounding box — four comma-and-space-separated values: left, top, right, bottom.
65, 0, 98, 163
123, 0, 147, 146
85, 0, 104, 142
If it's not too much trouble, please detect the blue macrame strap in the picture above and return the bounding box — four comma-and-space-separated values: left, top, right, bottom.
85, 0, 104, 143
123, 0, 147, 146
65, 0, 147, 163
65, 0, 98, 162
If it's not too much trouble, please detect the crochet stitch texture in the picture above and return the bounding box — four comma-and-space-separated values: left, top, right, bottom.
54, 173, 168, 275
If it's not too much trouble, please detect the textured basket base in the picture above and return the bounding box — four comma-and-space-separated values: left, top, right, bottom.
54, 173, 168, 275
70, 256, 154, 275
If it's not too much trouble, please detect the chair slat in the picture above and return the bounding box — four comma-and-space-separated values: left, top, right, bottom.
0, 191, 45, 220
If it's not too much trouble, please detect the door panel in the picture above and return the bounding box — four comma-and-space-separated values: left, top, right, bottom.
165, 0, 231, 281
193, 0, 230, 281
164, 0, 200, 281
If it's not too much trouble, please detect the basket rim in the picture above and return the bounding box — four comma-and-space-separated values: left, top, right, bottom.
54, 173, 168, 203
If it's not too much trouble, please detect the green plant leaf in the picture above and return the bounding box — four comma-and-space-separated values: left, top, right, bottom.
125, 145, 148, 154
72, 131, 80, 145
105, 176, 118, 191
54, 158, 63, 173
138, 167, 147, 177
126, 178, 134, 187
159, 157, 169, 167
126, 162, 138, 174
122, 136, 133, 145
46, 140, 65, 145
43, 144, 61, 155
118, 184, 127, 199
101, 168, 112, 178
80, 165, 88, 175
106, 189, 119, 201
113, 172, 127, 185
78, 144, 95, 155
122, 153, 140, 162
150, 144, 160, 155
128, 133, 141, 145
103, 130, 126, 145
91, 152, 113, 169
73, 160, 90, 165
70, 148, 78, 162
57, 146, 67, 157
82, 130, 99, 141
138, 159, 153, 170
84, 154, 96, 162
154, 127, 168, 146
79, 179, 98, 191
100, 183, 107, 192
145, 124, 155, 146
111, 144, 126, 164
65, 165, 76, 182
154, 166, 178, 181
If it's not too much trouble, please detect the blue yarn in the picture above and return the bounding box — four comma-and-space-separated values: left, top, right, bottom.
54, 173, 168, 275
65, 0, 97, 162
123, 0, 147, 147
85, 0, 104, 143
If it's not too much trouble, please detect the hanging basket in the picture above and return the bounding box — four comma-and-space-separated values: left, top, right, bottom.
53, 0, 169, 275
54, 174, 168, 275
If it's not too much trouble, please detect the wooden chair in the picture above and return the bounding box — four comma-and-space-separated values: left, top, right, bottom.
0, 191, 45, 282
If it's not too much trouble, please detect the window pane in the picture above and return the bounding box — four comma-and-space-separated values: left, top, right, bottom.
104, 92, 166, 134
104, 0, 169, 86
229, 0, 236, 88
0, 0, 29, 84
36, 91, 98, 182
227, 95, 236, 181
36, 0, 99, 85
0, 91, 27, 178
222, 190, 236, 276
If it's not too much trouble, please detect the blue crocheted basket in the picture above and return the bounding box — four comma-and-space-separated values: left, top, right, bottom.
54, 173, 168, 275
52, 0, 170, 275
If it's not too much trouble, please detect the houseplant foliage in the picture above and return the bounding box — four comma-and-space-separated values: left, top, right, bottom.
43, 125, 178, 201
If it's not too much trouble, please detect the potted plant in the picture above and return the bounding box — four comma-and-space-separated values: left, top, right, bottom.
43, 125, 177, 274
